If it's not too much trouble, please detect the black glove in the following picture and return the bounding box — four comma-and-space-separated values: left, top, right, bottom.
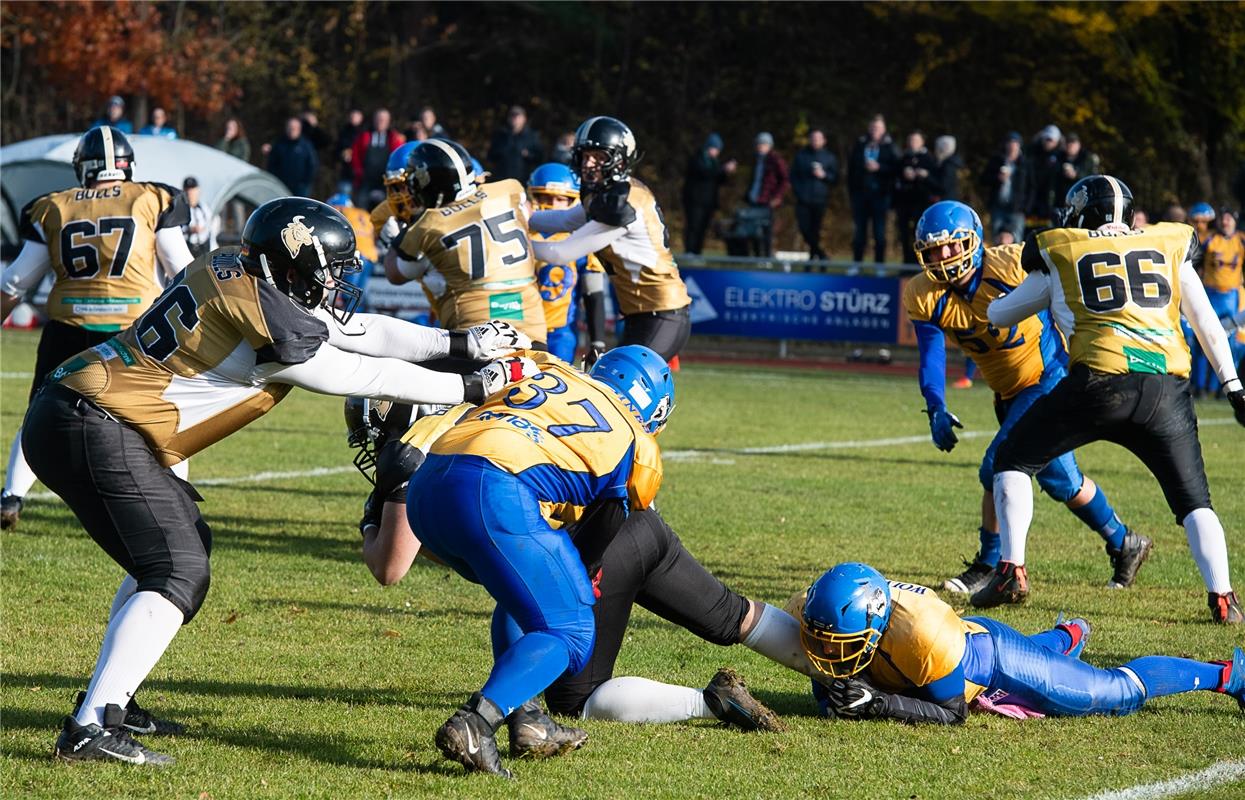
582, 342, 606, 371
824, 678, 886, 720
1227, 380, 1245, 428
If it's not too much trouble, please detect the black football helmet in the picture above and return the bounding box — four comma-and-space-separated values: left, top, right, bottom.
404, 139, 477, 208
344, 397, 414, 483
571, 116, 640, 193
1063, 175, 1134, 229
239, 198, 363, 323
73, 126, 135, 185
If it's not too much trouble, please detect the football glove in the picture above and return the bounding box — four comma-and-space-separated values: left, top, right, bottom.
824, 678, 885, 720
1225, 378, 1245, 428
926, 407, 964, 452
463, 321, 532, 360
476, 356, 538, 398
582, 342, 607, 371
376, 217, 402, 254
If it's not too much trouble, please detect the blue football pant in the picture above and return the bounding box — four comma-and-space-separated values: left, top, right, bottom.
983, 367, 1082, 502
546, 324, 578, 364
406, 454, 596, 717
969, 617, 1224, 716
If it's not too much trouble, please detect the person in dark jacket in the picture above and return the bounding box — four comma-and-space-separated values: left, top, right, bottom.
488, 105, 544, 184
931, 135, 962, 202
790, 128, 840, 260
682, 133, 737, 254
266, 117, 320, 197
743, 132, 790, 257
1025, 124, 1065, 224
978, 132, 1029, 243
893, 130, 938, 264
335, 109, 365, 195
1051, 133, 1100, 219
847, 114, 900, 263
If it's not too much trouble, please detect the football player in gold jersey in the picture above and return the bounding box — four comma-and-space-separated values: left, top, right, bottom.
384, 139, 547, 346
906, 201, 1147, 596
528, 117, 692, 362
0, 126, 194, 530
797, 563, 1244, 723
975, 176, 1245, 623
26, 198, 536, 765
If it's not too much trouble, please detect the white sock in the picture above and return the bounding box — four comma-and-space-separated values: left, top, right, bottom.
994, 471, 1034, 565
1182, 508, 1233, 594
3, 428, 37, 497
108, 574, 139, 622
75, 591, 184, 727
741, 603, 815, 677
582, 676, 715, 723
171, 459, 189, 481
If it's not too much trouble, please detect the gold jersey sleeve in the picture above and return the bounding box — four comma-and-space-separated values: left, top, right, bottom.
865, 582, 988, 703
23, 182, 187, 331
594, 180, 690, 315
369, 198, 393, 238
903, 244, 1053, 399
399, 403, 475, 451
430, 351, 661, 528
395, 180, 546, 340
1038, 222, 1193, 377
52, 248, 329, 466
1202, 232, 1244, 292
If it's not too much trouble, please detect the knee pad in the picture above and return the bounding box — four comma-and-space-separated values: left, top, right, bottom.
1035, 454, 1082, 503
140, 554, 211, 623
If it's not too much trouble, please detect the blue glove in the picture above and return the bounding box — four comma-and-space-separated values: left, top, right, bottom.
926, 407, 963, 452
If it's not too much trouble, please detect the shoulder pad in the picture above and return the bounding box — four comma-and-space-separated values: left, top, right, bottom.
374, 440, 425, 502
586, 182, 637, 227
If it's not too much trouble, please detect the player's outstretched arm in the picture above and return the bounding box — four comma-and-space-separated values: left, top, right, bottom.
531, 221, 627, 267
820, 674, 968, 725
319, 312, 530, 363
913, 321, 962, 452
528, 204, 587, 235
988, 270, 1052, 328
0, 240, 51, 323
154, 227, 194, 279
1179, 260, 1245, 423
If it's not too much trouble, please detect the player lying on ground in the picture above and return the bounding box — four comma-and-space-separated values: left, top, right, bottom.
793, 562, 1244, 723
972, 175, 1245, 623
1, 126, 195, 530
905, 200, 1149, 596
345, 398, 807, 733
527, 117, 692, 363
29, 198, 536, 767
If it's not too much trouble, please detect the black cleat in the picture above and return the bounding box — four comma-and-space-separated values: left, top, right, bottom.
73, 691, 185, 736
435, 692, 511, 778
970, 561, 1029, 608
1105, 532, 1153, 589
1210, 591, 1244, 625
702, 668, 786, 732
506, 700, 587, 759
53, 704, 173, 765
1, 493, 22, 530
943, 557, 995, 595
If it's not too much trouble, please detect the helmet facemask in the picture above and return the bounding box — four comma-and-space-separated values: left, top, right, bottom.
914, 227, 980, 283
799, 621, 884, 678
256, 247, 363, 325
384, 169, 419, 222
572, 145, 637, 194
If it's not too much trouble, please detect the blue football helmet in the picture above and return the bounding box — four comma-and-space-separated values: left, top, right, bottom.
529, 162, 581, 209
1189, 202, 1215, 222
589, 345, 675, 434
800, 562, 892, 678
383, 141, 423, 222
914, 200, 984, 283
326, 192, 353, 208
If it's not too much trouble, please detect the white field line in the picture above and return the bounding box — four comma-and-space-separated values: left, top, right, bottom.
1076, 760, 1244, 800
17, 417, 1240, 498
1, 371, 34, 379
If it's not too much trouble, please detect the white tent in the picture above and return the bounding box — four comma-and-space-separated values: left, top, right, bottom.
0, 134, 290, 252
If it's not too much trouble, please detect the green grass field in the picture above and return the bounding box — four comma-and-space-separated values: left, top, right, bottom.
2, 327, 1243, 799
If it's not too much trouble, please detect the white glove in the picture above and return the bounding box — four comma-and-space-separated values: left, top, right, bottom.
476, 356, 539, 397
377, 217, 401, 253
466, 321, 532, 359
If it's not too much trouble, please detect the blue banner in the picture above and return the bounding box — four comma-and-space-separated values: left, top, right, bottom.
682, 268, 901, 343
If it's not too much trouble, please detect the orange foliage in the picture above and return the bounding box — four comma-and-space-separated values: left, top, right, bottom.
7, 0, 239, 114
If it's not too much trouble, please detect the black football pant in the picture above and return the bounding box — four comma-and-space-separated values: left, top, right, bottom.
22, 384, 212, 621
993, 365, 1211, 522
545, 508, 750, 716
620, 306, 691, 362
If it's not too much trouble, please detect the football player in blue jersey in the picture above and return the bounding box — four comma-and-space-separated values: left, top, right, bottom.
405, 345, 675, 777
905, 201, 1148, 597
792, 562, 1245, 724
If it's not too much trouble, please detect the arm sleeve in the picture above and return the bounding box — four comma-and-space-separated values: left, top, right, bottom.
155, 226, 194, 278
1, 240, 52, 296
582, 270, 608, 344
1180, 260, 1241, 387
317, 308, 452, 362
1019, 232, 1047, 273
876, 691, 968, 725
532, 221, 627, 267
988, 270, 1051, 327
254, 342, 468, 405
528, 205, 587, 234
914, 321, 948, 411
